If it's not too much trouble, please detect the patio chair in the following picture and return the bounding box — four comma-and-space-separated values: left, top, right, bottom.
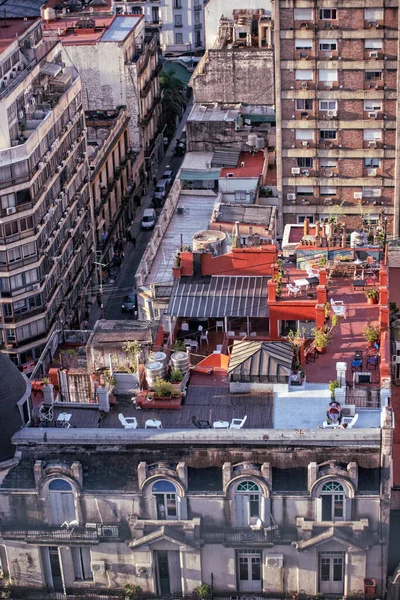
184, 338, 191, 349
229, 415, 247, 429
216, 321, 224, 332
39, 404, 54, 422
367, 354, 379, 370
342, 413, 359, 428
118, 414, 138, 429
351, 359, 363, 372
192, 416, 211, 429
305, 264, 319, 279
200, 330, 209, 345
287, 284, 301, 297
190, 340, 199, 351
331, 298, 347, 318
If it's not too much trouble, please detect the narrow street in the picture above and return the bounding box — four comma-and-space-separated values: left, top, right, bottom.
89, 102, 192, 325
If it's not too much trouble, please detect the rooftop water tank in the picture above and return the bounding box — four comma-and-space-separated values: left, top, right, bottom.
192, 230, 227, 256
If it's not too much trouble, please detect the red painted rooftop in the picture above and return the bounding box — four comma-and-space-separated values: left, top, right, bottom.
0, 18, 39, 55
220, 151, 265, 178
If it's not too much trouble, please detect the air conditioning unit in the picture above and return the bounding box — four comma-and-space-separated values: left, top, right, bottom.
325, 169, 333, 177
91, 560, 106, 573
301, 169, 310, 176
354, 192, 363, 199
266, 555, 284, 568
368, 141, 377, 148
287, 193, 296, 200
59, 191, 65, 199
324, 81, 334, 88
6, 207, 17, 215
368, 168, 377, 176
368, 112, 378, 118
300, 81, 309, 89
370, 51, 378, 59
136, 564, 152, 576
301, 141, 309, 147
33, 283, 40, 290
324, 52, 333, 59
291, 167, 301, 175
327, 110, 337, 118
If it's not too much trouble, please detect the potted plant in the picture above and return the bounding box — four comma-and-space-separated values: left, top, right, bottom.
324, 302, 330, 321
312, 327, 332, 353
124, 584, 143, 600
286, 328, 306, 365
363, 323, 380, 346
329, 380, 340, 399
154, 377, 174, 400
365, 288, 379, 304
173, 340, 185, 351
42, 377, 50, 385
170, 367, 183, 383
193, 583, 211, 600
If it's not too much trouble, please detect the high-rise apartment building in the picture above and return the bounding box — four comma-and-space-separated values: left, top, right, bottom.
274, 0, 399, 235
112, 0, 205, 53
0, 19, 93, 371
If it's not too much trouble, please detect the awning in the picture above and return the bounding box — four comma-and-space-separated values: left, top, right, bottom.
40, 62, 63, 77
180, 169, 220, 181
228, 340, 292, 382
167, 276, 269, 318
242, 114, 276, 123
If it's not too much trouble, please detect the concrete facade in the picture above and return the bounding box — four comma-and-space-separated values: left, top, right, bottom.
0, 20, 93, 370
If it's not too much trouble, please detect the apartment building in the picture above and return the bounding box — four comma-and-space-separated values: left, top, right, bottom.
274, 0, 399, 235
86, 107, 142, 263
112, 0, 205, 53
43, 12, 163, 178
0, 19, 93, 371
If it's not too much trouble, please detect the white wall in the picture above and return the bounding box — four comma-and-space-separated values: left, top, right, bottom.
205, 0, 272, 49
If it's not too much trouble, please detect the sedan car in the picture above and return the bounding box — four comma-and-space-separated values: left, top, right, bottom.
121, 292, 138, 312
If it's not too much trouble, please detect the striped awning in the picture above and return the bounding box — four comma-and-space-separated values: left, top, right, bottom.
180, 169, 220, 181
228, 341, 293, 382
167, 276, 269, 318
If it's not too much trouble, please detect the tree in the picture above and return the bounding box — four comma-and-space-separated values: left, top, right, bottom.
160, 71, 186, 139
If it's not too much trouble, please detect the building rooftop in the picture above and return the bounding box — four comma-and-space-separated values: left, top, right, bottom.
88, 319, 160, 344
0, 18, 39, 55
43, 14, 142, 45
211, 202, 275, 227
0, 1, 43, 18
188, 103, 275, 124
220, 151, 265, 178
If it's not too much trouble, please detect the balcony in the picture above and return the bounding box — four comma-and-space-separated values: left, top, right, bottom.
0, 521, 130, 544
194, 22, 203, 30
201, 525, 296, 545
194, 2, 201, 9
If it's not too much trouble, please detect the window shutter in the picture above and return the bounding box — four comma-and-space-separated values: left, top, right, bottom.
151, 495, 158, 519
262, 497, 271, 526
315, 497, 322, 521
344, 498, 352, 521
322, 495, 331, 521
177, 496, 188, 520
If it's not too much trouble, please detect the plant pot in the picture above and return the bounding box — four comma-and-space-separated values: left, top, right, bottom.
154, 394, 171, 402
317, 346, 327, 354
367, 297, 378, 305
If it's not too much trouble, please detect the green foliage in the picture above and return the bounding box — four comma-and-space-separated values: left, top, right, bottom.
312, 327, 333, 349
286, 328, 307, 348
363, 323, 380, 344
170, 368, 184, 383
42, 377, 50, 385
154, 377, 175, 398
324, 302, 330, 318
102, 370, 116, 389
193, 583, 212, 599
329, 380, 340, 399
122, 340, 141, 372
173, 340, 185, 351
365, 288, 379, 300
331, 314, 339, 328
124, 584, 143, 600
160, 71, 186, 139
390, 302, 399, 314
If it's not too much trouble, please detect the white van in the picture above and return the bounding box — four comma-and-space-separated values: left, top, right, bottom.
141, 208, 156, 229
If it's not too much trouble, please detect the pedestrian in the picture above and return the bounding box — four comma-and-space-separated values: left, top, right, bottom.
153, 175, 157, 188
131, 235, 136, 248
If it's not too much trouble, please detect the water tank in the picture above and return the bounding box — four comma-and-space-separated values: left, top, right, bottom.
350, 230, 367, 248
255, 137, 265, 149
192, 230, 227, 256
171, 352, 190, 374
43, 6, 56, 20
149, 352, 167, 372
145, 361, 165, 389
247, 133, 257, 147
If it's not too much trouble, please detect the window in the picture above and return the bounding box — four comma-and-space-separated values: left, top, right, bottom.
365, 71, 382, 80
319, 552, 344, 595
71, 547, 93, 581
364, 129, 382, 140
319, 69, 338, 82
296, 99, 313, 110
364, 158, 380, 168
297, 157, 313, 168
363, 187, 381, 197
20, 216, 34, 232
236, 481, 260, 526
295, 39, 313, 50
296, 186, 314, 196
319, 100, 337, 111
48, 479, 76, 525
364, 100, 382, 111
4, 221, 18, 237
365, 8, 383, 20
237, 550, 262, 592
153, 480, 177, 520
17, 319, 45, 341
320, 130, 337, 139
365, 39, 383, 49
174, 0, 182, 6
319, 8, 337, 19
152, 7, 159, 23
174, 14, 182, 27
321, 481, 344, 520
22, 242, 36, 258
0, 193, 15, 209
296, 69, 313, 81
175, 33, 183, 44
297, 215, 315, 224
7, 247, 22, 264
294, 8, 313, 20
296, 130, 314, 140
320, 187, 337, 196
320, 158, 337, 168
319, 39, 337, 51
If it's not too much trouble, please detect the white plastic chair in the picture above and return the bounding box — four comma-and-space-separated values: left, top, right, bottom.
229, 415, 247, 429
216, 321, 224, 332
288, 284, 301, 297
118, 414, 138, 429
331, 298, 347, 318
181, 322, 189, 331
200, 330, 209, 345
305, 264, 319, 279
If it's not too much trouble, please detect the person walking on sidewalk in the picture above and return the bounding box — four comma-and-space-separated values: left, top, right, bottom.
131, 235, 136, 249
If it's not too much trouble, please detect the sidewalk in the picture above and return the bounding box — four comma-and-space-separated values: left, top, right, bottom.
88, 101, 193, 327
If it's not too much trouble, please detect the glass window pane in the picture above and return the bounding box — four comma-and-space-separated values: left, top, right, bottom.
321, 558, 330, 581
252, 558, 261, 581
333, 558, 343, 581
239, 558, 249, 581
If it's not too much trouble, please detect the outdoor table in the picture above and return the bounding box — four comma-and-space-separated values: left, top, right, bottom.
213, 420, 229, 429
353, 279, 366, 291
57, 413, 72, 428
145, 419, 162, 429
306, 276, 319, 286
294, 278, 310, 291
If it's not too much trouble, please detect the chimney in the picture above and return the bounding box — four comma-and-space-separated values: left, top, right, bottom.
233, 221, 241, 248
247, 225, 253, 247
303, 217, 309, 236
315, 220, 320, 237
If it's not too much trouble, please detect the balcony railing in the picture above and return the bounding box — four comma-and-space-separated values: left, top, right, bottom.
0, 521, 130, 543
200, 524, 295, 545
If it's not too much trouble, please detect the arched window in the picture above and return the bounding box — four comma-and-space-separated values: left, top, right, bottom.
236, 481, 260, 527
153, 480, 177, 520
48, 479, 76, 525
321, 481, 344, 521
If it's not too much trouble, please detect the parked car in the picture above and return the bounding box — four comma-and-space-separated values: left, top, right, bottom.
161, 168, 173, 189
154, 179, 169, 203
141, 208, 157, 229
121, 292, 137, 313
